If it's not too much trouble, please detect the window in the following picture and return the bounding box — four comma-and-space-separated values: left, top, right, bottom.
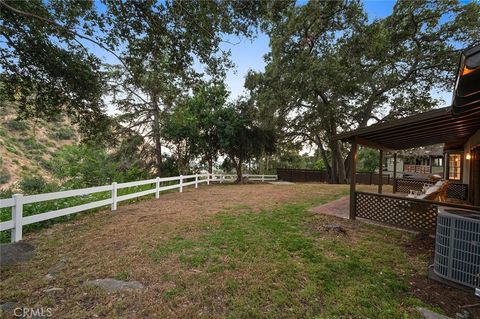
433, 157, 443, 167
448, 153, 462, 180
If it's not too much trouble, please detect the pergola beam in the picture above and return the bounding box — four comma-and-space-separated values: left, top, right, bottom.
356, 137, 392, 151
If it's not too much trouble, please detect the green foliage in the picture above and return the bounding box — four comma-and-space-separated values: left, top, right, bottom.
163, 82, 229, 174
54, 127, 75, 140
47, 144, 117, 187
47, 140, 150, 188
0, 170, 10, 185
314, 159, 325, 171
20, 137, 45, 149
19, 176, 57, 194
6, 145, 18, 154
5, 119, 27, 131
358, 148, 379, 173
110, 133, 150, 182
217, 98, 276, 181
115, 271, 130, 281
0, 1, 109, 137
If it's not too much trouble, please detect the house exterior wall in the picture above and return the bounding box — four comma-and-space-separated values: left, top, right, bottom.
463, 128, 480, 185
386, 157, 404, 173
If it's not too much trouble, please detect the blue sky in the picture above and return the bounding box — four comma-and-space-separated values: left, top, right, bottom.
224, 1, 398, 99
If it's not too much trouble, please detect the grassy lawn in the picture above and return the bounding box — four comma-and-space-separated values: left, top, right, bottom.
0, 184, 446, 318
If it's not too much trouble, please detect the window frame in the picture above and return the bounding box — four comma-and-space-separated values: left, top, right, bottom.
445, 151, 463, 181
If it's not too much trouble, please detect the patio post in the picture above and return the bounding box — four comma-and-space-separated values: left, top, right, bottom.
378, 149, 383, 194
393, 153, 397, 193
349, 138, 358, 220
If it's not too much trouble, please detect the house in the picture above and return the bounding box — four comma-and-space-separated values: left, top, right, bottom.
384, 145, 444, 178
335, 44, 480, 229
334, 45, 480, 291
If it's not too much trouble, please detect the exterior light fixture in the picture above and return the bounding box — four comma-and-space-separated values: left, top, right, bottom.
466, 153, 471, 160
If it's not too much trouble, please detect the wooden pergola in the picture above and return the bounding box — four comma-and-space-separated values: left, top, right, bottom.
336, 106, 480, 220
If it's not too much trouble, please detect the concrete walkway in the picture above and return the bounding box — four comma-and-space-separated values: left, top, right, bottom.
310, 195, 349, 218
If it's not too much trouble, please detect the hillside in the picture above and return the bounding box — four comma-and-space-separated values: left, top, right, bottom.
0, 105, 78, 189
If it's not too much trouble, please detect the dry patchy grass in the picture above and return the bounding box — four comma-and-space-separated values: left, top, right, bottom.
0, 183, 466, 319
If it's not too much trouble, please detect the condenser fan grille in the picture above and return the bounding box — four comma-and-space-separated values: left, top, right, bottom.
434, 208, 480, 289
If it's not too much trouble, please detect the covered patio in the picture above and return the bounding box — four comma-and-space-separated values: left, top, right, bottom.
336, 105, 480, 233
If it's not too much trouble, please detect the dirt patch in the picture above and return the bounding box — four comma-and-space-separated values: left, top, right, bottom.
409, 275, 480, 318
403, 233, 435, 257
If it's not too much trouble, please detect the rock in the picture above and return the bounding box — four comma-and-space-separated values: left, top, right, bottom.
0, 242, 35, 266
324, 224, 347, 234
416, 307, 452, 319
455, 310, 471, 319
44, 274, 54, 281
47, 259, 66, 276
0, 302, 20, 316
84, 278, 144, 292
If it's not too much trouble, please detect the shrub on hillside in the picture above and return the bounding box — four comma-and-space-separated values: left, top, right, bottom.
54, 127, 75, 140
6, 145, 18, 154
48, 145, 118, 187
21, 137, 45, 150
19, 176, 58, 194
0, 171, 10, 185
5, 120, 27, 131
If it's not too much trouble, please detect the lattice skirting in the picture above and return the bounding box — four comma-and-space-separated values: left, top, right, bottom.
356, 192, 438, 233
446, 183, 468, 201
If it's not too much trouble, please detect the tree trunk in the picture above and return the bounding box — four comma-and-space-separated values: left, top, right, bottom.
232, 157, 243, 183
316, 136, 333, 183
208, 157, 213, 174
333, 140, 347, 183
152, 100, 162, 177
236, 163, 242, 184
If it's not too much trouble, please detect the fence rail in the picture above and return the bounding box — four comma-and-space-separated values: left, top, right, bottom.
0, 173, 277, 243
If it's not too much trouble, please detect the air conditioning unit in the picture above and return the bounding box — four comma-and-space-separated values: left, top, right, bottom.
434, 207, 480, 289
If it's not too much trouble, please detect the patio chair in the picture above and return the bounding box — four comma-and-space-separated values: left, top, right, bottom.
436, 181, 449, 202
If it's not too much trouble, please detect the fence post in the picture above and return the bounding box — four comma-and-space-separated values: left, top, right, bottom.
11, 194, 23, 242
220, 174, 223, 184
180, 175, 183, 192
111, 182, 117, 211
207, 173, 210, 185
155, 177, 160, 198
195, 174, 198, 189
262, 175, 265, 182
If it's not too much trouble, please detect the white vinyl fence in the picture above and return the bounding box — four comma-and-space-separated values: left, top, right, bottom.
0, 174, 277, 243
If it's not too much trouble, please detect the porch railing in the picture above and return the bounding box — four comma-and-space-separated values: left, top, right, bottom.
355, 191, 480, 233
403, 164, 431, 174
392, 178, 469, 201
